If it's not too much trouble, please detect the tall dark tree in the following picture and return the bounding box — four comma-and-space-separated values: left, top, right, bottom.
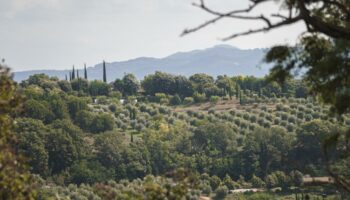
65, 74, 67, 81
69, 72, 72, 81
103, 61, 107, 83
77, 69, 80, 79
84, 63, 88, 80
72, 65, 76, 80
235, 84, 240, 99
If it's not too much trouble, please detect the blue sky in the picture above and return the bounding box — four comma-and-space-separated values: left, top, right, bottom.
0, 0, 304, 71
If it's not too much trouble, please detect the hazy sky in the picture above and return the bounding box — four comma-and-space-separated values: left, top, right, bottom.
0, 0, 305, 71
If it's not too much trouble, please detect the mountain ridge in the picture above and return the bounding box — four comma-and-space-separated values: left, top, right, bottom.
13, 45, 270, 82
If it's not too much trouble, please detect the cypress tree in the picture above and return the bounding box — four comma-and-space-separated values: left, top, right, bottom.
72, 65, 76, 79
84, 63, 88, 79
69, 72, 72, 81
77, 69, 80, 79
239, 90, 243, 105
103, 61, 107, 83
65, 74, 67, 81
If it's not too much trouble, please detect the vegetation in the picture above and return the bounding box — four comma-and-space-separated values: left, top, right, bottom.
3, 70, 346, 199
2, 1, 350, 196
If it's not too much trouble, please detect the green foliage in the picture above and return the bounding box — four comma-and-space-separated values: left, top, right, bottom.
24, 99, 54, 123
0, 65, 36, 199
12, 69, 349, 196
58, 80, 72, 92
223, 174, 236, 190
89, 80, 109, 96
250, 175, 265, 188
243, 193, 276, 200
90, 113, 114, 133
266, 36, 350, 114
209, 175, 221, 190
71, 78, 89, 93
142, 71, 193, 97
46, 129, 79, 174
69, 160, 114, 185
113, 74, 140, 96
210, 95, 220, 103
122, 73, 140, 96
170, 94, 182, 105
294, 120, 337, 172
15, 118, 49, 176
193, 92, 206, 103
214, 185, 228, 200
66, 95, 88, 118
183, 97, 194, 104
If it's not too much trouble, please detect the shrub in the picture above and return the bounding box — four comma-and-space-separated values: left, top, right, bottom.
183, 97, 194, 105
289, 170, 303, 187
90, 113, 114, 133
223, 174, 235, 190
214, 185, 228, 200
158, 106, 170, 114
250, 175, 265, 188
160, 98, 169, 105
297, 111, 304, 119
210, 96, 220, 104
200, 183, 212, 196
208, 108, 216, 114
209, 176, 221, 190
155, 93, 167, 102
108, 104, 117, 112
170, 94, 182, 105
286, 124, 294, 132
242, 113, 250, 120
245, 193, 275, 200
193, 92, 206, 103
305, 114, 313, 121
249, 115, 257, 123
287, 116, 297, 124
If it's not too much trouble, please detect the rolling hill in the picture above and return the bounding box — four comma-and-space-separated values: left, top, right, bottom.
13, 44, 269, 82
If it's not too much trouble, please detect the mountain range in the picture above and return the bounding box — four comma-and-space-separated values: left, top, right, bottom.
13, 45, 270, 82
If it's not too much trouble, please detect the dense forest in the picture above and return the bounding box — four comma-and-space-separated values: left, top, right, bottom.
6, 70, 349, 199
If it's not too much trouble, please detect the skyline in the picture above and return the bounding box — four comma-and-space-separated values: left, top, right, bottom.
0, 0, 305, 71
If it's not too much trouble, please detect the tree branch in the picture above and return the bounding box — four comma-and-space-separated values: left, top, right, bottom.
181, 0, 271, 36
182, 0, 350, 40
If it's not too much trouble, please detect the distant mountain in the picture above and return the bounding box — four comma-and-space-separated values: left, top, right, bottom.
13, 45, 270, 82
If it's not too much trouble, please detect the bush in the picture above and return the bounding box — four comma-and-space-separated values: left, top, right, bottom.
170, 94, 182, 105
223, 174, 236, 190
193, 92, 206, 103
108, 104, 117, 112
183, 97, 194, 105
210, 96, 220, 104
90, 114, 114, 133
155, 93, 167, 102
69, 160, 114, 185
245, 193, 275, 200
214, 185, 228, 200
200, 183, 212, 195
160, 98, 169, 105
209, 175, 221, 190
250, 175, 265, 188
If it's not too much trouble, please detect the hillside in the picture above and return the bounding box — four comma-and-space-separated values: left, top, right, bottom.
13, 45, 269, 82
7, 71, 350, 199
